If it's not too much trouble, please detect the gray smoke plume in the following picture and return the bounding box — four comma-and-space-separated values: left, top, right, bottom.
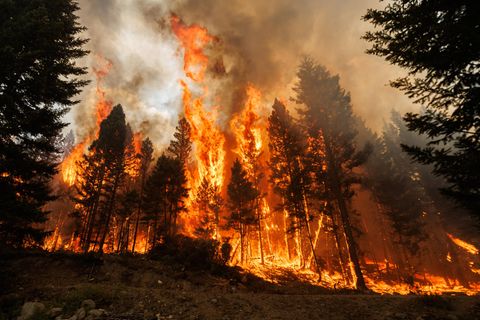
70, 0, 413, 147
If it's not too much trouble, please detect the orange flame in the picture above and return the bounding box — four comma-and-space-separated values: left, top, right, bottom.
171, 15, 214, 82
60, 56, 113, 185
448, 233, 479, 255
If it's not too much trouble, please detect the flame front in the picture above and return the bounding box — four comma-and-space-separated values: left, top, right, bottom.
47, 15, 480, 296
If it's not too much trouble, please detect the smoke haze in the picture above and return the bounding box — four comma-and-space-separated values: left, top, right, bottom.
72, 0, 413, 146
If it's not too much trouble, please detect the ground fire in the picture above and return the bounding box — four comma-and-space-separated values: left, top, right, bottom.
34, 14, 480, 298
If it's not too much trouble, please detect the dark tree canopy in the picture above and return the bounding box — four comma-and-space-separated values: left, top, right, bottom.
293, 57, 371, 290
0, 0, 88, 246
363, 1, 480, 218
168, 116, 192, 167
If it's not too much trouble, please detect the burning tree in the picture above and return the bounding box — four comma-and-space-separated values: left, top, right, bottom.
294, 58, 372, 290
168, 116, 192, 167
74, 105, 129, 253
194, 178, 223, 240
227, 159, 259, 264
268, 99, 322, 278
143, 154, 189, 246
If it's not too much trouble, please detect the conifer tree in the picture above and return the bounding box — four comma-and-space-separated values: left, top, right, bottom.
143, 154, 188, 246
75, 105, 128, 253
227, 159, 259, 264
294, 58, 371, 290
194, 177, 223, 239
363, 1, 480, 219
268, 99, 322, 276
0, 0, 88, 246
168, 116, 192, 167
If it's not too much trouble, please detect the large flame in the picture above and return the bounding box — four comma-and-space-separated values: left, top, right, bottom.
171, 15, 226, 208
49, 15, 480, 296
60, 56, 113, 186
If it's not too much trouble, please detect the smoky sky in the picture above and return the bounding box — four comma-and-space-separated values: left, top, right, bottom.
71, 0, 413, 147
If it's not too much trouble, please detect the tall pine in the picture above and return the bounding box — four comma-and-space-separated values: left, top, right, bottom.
363, 1, 480, 220
0, 0, 88, 246
294, 58, 371, 290
227, 159, 259, 264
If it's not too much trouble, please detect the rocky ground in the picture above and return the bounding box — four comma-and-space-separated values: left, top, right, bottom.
1, 250, 479, 320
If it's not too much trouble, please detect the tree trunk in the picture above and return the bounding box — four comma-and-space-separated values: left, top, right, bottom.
98, 174, 121, 254
336, 191, 367, 290
324, 138, 367, 290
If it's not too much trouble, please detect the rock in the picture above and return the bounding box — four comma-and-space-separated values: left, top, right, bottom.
446, 315, 458, 320
66, 316, 77, 320
49, 307, 63, 318
81, 299, 96, 311
88, 309, 105, 318
394, 313, 407, 319
18, 301, 45, 320
211, 298, 218, 304
75, 307, 86, 320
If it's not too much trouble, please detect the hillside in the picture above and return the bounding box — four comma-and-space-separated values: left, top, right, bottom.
1, 251, 479, 320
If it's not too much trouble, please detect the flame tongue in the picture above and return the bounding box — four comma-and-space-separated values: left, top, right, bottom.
171, 15, 214, 82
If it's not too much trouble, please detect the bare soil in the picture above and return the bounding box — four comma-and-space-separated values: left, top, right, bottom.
1, 250, 479, 320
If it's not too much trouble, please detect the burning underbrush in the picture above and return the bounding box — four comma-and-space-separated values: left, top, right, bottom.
38, 14, 480, 297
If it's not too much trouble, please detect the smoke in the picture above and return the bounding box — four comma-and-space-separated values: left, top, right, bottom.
71, 0, 414, 147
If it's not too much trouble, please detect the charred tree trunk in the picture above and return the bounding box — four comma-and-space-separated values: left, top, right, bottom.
325, 140, 367, 290
98, 174, 121, 254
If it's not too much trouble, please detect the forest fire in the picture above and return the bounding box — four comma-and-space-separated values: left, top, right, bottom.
40, 14, 480, 297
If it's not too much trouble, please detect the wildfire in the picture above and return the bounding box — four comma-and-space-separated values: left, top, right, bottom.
171, 15, 215, 82
448, 233, 479, 255
48, 14, 480, 297
60, 55, 113, 186
61, 141, 87, 186
171, 15, 226, 195
230, 84, 265, 172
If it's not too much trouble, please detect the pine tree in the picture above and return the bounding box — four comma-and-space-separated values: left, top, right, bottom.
363, 1, 480, 219
194, 177, 223, 240
294, 58, 371, 290
227, 159, 259, 264
143, 154, 188, 246
268, 99, 322, 276
168, 116, 192, 167
75, 105, 128, 253
0, 0, 88, 246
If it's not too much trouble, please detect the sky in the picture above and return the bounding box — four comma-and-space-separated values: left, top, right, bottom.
70, 0, 414, 146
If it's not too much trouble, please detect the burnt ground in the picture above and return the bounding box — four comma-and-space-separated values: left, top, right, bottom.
1, 250, 479, 320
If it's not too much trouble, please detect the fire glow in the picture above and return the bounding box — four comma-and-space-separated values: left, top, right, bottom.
44, 15, 480, 296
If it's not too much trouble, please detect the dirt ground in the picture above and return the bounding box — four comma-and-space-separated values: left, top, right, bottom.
1, 251, 479, 320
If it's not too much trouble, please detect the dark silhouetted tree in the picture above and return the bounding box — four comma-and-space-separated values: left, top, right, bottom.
227, 159, 258, 264
363, 1, 480, 220
268, 99, 322, 277
143, 154, 188, 246
194, 177, 223, 240
75, 105, 128, 253
0, 0, 88, 247
294, 58, 371, 290
168, 116, 192, 167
